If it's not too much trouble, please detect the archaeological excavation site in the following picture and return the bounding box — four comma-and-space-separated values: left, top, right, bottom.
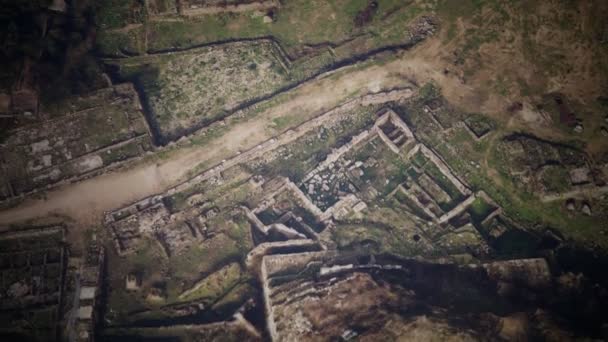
1, 0, 608, 341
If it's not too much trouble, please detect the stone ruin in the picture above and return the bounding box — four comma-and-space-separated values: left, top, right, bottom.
0, 225, 108, 341
95, 94, 570, 341
259, 249, 554, 341
375, 108, 416, 153
247, 177, 326, 243
0, 83, 155, 204
70, 240, 105, 342
0, 226, 67, 339
246, 107, 500, 249
0, 59, 39, 119
498, 134, 606, 197
106, 193, 220, 257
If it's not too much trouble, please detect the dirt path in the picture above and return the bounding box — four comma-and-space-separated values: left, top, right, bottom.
541, 185, 608, 203
0, 54, 442, 226
0, 33, 510, 227
0, 31, 527, 228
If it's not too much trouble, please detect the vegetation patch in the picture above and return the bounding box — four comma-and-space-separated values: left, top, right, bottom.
113, 41, 289, 140
248, 105, 377, 182
539, 164, 571, 194
468, 197, 496, 224
178, 263, 245, 304
95, 0, 146, 30
464, 114, 496, 138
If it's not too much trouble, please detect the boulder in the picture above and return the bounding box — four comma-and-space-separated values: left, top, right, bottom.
581, 203, 592, 216
565, 199, 576, 211
8, 281, 30, 298
569, 167, 590, 185
126, 273, 142, 291
146, 287, 166, 303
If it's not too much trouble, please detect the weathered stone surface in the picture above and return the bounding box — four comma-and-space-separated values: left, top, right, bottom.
581, 203, 592, 216
566, 199, 576, 211
126, 274, 142, 291
483, 258, 551, 289
0, 83, 153, 202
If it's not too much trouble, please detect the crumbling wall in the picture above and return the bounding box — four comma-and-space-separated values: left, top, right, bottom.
0, 84, 154, 204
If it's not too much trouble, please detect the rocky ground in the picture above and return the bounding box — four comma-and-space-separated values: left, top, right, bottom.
0, 1, 607, 341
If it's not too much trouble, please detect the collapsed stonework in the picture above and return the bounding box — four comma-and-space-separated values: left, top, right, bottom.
0, 83, 154, 204
259, 250, 556, 341
97, 87, 562, 341
106, 198, 211, 256
0, 226, 67, 339
104, 89, 418, 257
498, 134, 606, 197
70, 240, 105, 342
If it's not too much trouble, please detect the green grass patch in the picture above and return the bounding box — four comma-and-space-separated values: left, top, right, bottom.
178, 263, 244, 303
464, 113, 496, 138
468, 196, 495, 223
271, 114, 301, 131
250, 105, 377, 182
393, 191, 432, 221
101, 0, 433, 55
332, 218, 427, 257
540, 165, 571, 194
96, 26, 146, 56
422, 162, 462, 200
96, 0, 145, 30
